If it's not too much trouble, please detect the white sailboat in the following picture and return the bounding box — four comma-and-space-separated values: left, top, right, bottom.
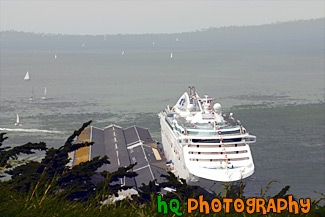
24, 71, 30, 81
170, 52, 173, 59
41, 87, 47, 100
15, 113, 21, 126
176, 37, 179, 42
121, 50, 125, 55
54, 54, 57, 59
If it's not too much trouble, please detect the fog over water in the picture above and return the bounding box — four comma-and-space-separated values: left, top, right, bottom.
1, 1, 324, 34
0, 19, 324, 199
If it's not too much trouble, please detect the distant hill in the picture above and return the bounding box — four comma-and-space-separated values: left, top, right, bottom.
1, 18, 324, 54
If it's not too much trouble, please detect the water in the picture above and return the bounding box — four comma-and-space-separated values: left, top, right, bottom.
0, 22, 324, 199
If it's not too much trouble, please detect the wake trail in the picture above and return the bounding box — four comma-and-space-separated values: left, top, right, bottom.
0, 128, 61, 134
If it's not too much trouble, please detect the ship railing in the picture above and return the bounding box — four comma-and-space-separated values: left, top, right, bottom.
172, 115, 240, 131
166, 114, 244, 137
186, 125, 238, 130
188, 153, 250, 160
189, 157, 250, 162
188, 143, 246, 148
187, 145, 248, 152
186, 130, 241, 136
188, 150, 248, 155
179, 126, 242, 136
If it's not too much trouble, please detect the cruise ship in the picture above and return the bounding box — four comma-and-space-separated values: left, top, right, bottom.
159, 87, 256, 182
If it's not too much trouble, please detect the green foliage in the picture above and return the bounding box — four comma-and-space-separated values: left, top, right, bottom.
41, 120, 94, 177
159, 172, 199, 201
0, 132, 46, 177
5, 121, 98, 200
57, 156, 110, 201
261, 180, 278, 198
2, 121, 119, 202
1, 124, 324, 216
1, 121, 142, 205
1, 183, 324, 217
138, 180, 161, 202
273, 185, 291, 199
94, 162, 138, 205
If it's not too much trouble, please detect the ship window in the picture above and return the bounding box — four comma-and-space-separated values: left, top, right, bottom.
198, 152, 201, 154
223, 138, 242, 143
221, 130, 241, 135
192, 139, 220, 143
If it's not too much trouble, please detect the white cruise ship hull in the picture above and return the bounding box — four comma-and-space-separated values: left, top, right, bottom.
160, 113, 191, 180
159, 87, 256, 183
159, 113, 255, 182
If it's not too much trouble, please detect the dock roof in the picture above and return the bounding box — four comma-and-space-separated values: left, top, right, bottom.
72, 124, 167, 188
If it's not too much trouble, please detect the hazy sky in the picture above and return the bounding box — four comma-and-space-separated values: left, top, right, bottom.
0, 0, 324, 35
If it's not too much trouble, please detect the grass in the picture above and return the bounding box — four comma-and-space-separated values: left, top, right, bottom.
1, 181, 324, 217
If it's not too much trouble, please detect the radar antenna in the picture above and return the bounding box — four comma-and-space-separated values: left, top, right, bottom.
188, 86, 195, 96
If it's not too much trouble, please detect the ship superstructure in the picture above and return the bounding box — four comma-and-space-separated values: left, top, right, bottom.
159, 87, 256, 182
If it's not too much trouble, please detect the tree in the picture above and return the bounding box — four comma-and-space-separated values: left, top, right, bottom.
0, 132, 46, 178
2, 121, 141, 203
5, 121, 107, 201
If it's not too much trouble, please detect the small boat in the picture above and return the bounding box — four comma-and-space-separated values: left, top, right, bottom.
24, 71, 30, 81
170, 52, 173, 59
176, 37, 179, 42
121, 50, 125, 55
15, 113, 21, 126
29, 87, 35, 101
41, 87, 47, 100
54, 54, 57, 59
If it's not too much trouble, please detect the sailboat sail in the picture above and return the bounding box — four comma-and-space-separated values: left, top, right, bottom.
170, 52, 173, 59
15, 113, 20, 126
24, 71, 30, 80
16, 113, 19, 124
41, 87, 47, 100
